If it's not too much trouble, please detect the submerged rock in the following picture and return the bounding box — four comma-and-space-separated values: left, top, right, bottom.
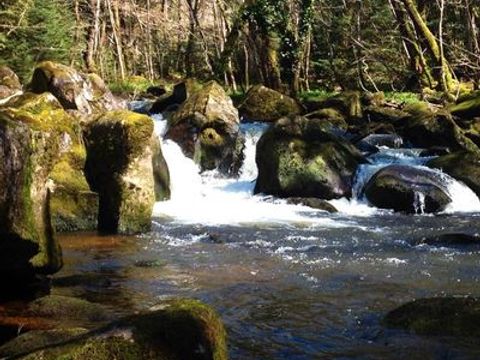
0, 94, 67, 283
255, 116, 365, 200
384, 297, 480, 337
85, 110, 170, 234
427, 151, 480, 198
364, 165, 452, 213
239, 85, 301, 122
0, 66, 22, 102
286, 197, 338, 213
166, 81, 244, 175
30, 61, 123, 115
0, 298, 228, 360
358, 134, 403, 149
414, 233, 480, 247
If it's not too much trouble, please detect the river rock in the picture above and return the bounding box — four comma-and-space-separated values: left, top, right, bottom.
0, 94, 68, 284
0, 298, 228, 360
286, 197, 338, 213
358, 134, 403, 149
84, 110, 170, 234
150, 79, 202, 114
29, 61, 123, 115
363, 165, 452, 213
414, 233, 480, 247
313, 91, 363, 121
255, 115, 365, 200
0, 66, 22, 103
427, 151, 480, 198
239, 85, 302, 122
6, 93, 98, 233
166, 80, 244, 175
305, 108, 348, 130
400, 102, 479, 153
384, 297, 480, 337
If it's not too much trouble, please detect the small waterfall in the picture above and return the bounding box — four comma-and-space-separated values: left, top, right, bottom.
152, 117, 342, 227
413, 191, 426, 215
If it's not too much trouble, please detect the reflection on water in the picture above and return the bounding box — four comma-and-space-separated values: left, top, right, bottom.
51, 213, 480, 359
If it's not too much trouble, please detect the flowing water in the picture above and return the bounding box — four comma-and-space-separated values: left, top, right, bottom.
53, 116, 480, 359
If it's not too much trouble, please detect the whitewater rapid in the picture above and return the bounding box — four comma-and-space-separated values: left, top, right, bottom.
151, 115, 480, 225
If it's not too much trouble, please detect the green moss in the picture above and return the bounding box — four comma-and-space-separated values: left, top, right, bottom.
451, 95, 480, 119
384, 92, 420, 105
298, 89, 338, 102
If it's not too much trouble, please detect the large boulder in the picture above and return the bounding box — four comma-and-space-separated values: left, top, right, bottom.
0, 66, 22, 103
166, 81, 244, 174
6, 93, 98, 233
30, 61, 123, 115
239, 85, 302, 122
254, 116, 365, 199
427, 151, 480, 197
363, 165, 452, 213
0, 298, 228, 360
0, 93, 67, 283
384, 297, 480, 337
84, 110, 170, 234
400, 102, 479, 153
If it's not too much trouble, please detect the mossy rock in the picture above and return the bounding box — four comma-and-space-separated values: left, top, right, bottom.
255, 116, 364, 200
5, 298, 228, 360
166, 81, 243, 175
384, 297, 480, 337
451, 93, 480, 119
315, 91, 363, 121
0, 66, 22, 101
30, 61, 123, 115
150, 79, 203, 114
400, 102, 479, 153
364, 165, 452, 214
0, 94, 69, 283
286, 197, 338, 212
85, 110, 170, 234
305, 108, 348, 130
427, 151, 480, 198
239, 85, 302, 122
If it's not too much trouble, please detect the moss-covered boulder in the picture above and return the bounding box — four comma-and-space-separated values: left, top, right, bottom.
400, 102, 479, 153
0, 66, 22, 102
255, 116, 365, 199
85, 110, 170, 234
384, 297, 480, 337
7, 93, 99, 233
286, 197, 338, 213
427, 151, 480, 197
305, 108, 348, 130
1, 298, 228, 360
150, 79, 203, 114
239, 85, 302, 122
30, 61, 123, 115
166, 81, 244, 175
364, 165, 452, 214
313, 91, 363, 121
0, 94, 66, 283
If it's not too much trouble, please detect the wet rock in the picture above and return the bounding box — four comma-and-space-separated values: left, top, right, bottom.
150, 79, 202, 114
0, 93, 69, 284
364, 165, 452, 214
414, 233, 480, 247
239, 85, 302, 122
419, 146, 450, 157
400, 102, 479, 153
146, 85, 166, 97
166, 80, 244, 175
363, 105, 409, 125
1, 298, 228, 360
427, 151, 480, 197
255, 116, 365, 200
286, 198, 338, 213
0, 66, 22, 103
30, 61, 123, 115
384, 297, 480, 337
358, 134, 403, 149
85, 110, 170, 234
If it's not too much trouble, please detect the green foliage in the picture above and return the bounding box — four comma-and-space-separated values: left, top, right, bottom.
0, 0, 77, 81
108, 76, 160, 96
384, 92, 421, 105
298, 89, 338, 102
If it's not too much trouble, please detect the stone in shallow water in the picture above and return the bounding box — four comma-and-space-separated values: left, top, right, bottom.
413, 233, 480, 247
384, 297, 480, 337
